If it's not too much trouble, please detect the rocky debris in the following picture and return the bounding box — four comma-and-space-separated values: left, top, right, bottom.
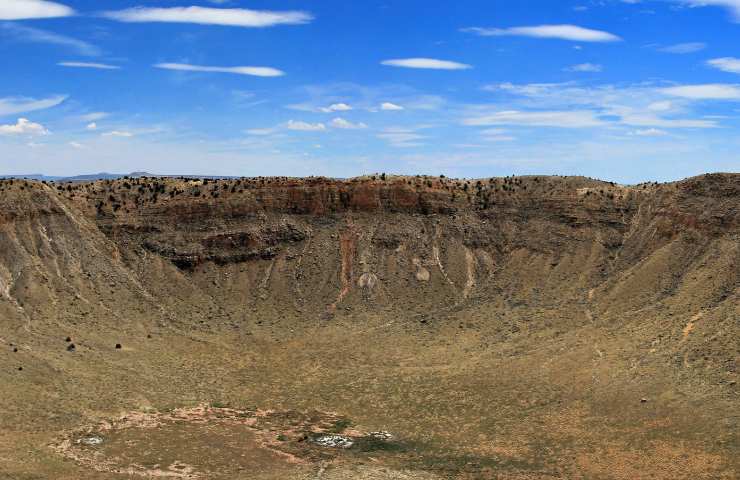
358, 272, 378, 290
368, 431, 394, 441
77, 435, 103, 446
311, 434, 354, 449
67, 344, 76, 352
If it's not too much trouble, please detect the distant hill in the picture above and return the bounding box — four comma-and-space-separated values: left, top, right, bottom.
0, 172, 247, 182
0, 172, 154, 182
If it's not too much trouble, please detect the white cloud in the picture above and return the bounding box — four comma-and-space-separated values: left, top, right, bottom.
286, 120, 326, 131
630, 128, 669, 136
707, 57, 740, 74
86, 122, 97, 130
462, 24, 621, 42
102, 130, 134, 137
58, 61, 120, 70
0, 23, 99, 56
0, 0, 73, 20
657, 42, 707, 54
68, 141, 86, 149
463, 110, 605, 128
154, 62, 284, 77
320, 103, 352, 113
661, 84, 740, 99
0, 95, 67, 116
103, 6, 313, 27
380, 102, 404, 111
565, 63, 603, 72
330, 117, 367, 129
381, 58, 472, 70
0, 118, 49, 136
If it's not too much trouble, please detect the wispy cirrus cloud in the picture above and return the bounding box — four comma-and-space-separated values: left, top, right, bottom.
472, 82, 722, 130
0, 22, 100, 56
661, 83, 740, 99
102, 6, 313, 28
463, 110, 606, 128
630, 128, 669, 137
381, 58, 472, 70
0, 0, 73, 20
565, 63, 603, 72
78, 112, 109, 122
657, 42, 707, 54
461, 24, 621, 42
377, 129, 426, 148
154, 62, 284, 77
58, 61, 120, 70
671, 0, 740, 22
0, 95, 67, 117
102, 130, 134, 137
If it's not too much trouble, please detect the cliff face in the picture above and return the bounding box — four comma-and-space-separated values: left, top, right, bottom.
0, 174, 736, 323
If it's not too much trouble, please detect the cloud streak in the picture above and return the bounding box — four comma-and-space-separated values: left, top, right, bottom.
707, 57, 740, 74
0, 23, 100, 56
381, 58, 472, 70
103, 6, 313, 28
463, 110, 606, 128
462, 24, 621, 42
58, 61, 120, 70
657, 42, 707, 54
0, 95, 67, 116
154, 63, 284, 77
661, 83, 740, 99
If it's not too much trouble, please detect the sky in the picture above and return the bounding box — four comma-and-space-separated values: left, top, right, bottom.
1, 0, 740, 182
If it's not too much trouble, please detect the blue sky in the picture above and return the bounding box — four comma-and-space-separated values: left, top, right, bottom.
1, 0, 740, 182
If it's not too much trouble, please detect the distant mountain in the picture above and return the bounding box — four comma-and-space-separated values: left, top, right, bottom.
0, 172, 249, 182
0, 172, 155, 182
